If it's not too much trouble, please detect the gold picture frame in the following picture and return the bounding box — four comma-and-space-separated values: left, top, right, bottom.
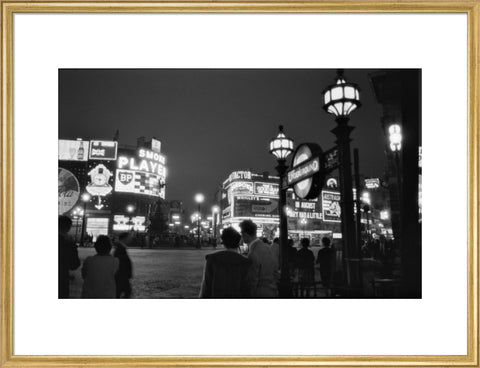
1, 1, 479, 367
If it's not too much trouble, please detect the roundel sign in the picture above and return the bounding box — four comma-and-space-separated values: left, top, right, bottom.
287, 143, 325, 200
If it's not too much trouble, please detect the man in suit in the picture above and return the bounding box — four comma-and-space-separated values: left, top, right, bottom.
239, 219, 278, 298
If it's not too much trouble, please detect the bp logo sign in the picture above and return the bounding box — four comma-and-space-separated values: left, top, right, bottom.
118, 170, 134, 185
287, 143, 325, 200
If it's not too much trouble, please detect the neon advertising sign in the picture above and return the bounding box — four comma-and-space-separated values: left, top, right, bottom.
115, 148, 166, 198
254, 182, 279, 197
117, 148, 166, 176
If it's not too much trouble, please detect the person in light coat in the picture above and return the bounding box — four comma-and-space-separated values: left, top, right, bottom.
239, 220, 278, 298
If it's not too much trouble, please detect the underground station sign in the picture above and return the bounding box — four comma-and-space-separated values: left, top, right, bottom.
286, 143, 325, 200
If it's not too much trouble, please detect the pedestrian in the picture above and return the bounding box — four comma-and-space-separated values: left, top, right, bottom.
114, 232, 133, 298
287, 238, 298, 277
240, 219, 278, 297
317, 237, 335, 287
199, 227, 252, 298
58, 215, 80, 298
81, 235, 119, 298
296, 238, 315, 296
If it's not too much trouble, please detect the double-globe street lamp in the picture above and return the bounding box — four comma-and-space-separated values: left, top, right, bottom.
323, 69, 361, 292
194, 193, 204, 248
269, 125, 294, 297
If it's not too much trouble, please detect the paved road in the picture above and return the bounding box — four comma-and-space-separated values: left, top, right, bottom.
69, 246, 376, 298
70, 247, 214, 298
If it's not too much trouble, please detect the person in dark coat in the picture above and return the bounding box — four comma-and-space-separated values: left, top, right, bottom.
287, 238, 298, 276
316, 237, 335, 287
296, 238, 315, 296
199, 227, 252, 298
58, 215, 80, 298
114, 232, 133, 298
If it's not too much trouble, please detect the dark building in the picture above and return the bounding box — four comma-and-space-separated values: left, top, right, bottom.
369, 69, 422, 298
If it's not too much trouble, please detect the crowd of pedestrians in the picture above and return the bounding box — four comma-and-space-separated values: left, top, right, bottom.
58, 215, 133, 299
199, 219, 336, 298
60, 215, 337, 299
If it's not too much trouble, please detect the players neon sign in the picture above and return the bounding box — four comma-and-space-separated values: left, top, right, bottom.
117, 149, 166, 176
115, 148, 166, 198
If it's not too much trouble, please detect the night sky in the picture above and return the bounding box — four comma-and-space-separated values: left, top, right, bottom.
59, 69, 386, 212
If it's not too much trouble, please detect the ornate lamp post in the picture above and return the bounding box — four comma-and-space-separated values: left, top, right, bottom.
194, 193, 204, 248
269, 125, 294, 297
389, 123, 403, 259
79, 193, 91, 247
323, 69, 361, 292
212, 205, 220, 244
389, 123, 403, 201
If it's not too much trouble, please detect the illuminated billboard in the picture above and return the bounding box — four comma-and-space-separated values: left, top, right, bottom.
59, 140, 89, 161
322, 191, 341, 223
364, 178, 380, 189
89, 140, 118, 160
115, 169, 165, 198
254, 182, 279, 197
58, 168, 80, 214
113, 215, 146, 231
151, 138, 161, 153
115, 148, 166, 198
229, 181, 254, 195
233, 197, 278, 218
287, 198, 322, 220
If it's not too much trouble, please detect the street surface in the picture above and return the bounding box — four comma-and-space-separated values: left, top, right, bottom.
70, 247, 212, 298
69, 246, 328, 298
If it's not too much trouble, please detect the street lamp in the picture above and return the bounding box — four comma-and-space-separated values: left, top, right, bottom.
72, 207, 83, 245
212, 205, 220, 243
194, 193, 204, 248
269, 124, 294, 297
126, 204, 135, 231
323, 69, 361, 292
389, 123, 403, 198
79, 193, 91, 247
389, 124, 402, 152
389, 123, 403, 258
300, 218, 307, 238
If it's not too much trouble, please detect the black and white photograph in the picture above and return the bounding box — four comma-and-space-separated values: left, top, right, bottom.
58, 68, 421, 299
3, 3, 477, 365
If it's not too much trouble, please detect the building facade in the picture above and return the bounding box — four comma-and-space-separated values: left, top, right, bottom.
58, 137, 167, 242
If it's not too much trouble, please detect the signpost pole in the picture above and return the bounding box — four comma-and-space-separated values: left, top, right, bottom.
331, 117, 360, 295
276, 160, 291, 298
353, 148, 364, 292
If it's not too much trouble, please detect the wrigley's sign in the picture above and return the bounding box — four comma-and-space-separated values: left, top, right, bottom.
287, 157, 320, 186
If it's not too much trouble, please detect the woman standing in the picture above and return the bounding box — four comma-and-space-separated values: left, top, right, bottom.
81, 235, 119, 298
